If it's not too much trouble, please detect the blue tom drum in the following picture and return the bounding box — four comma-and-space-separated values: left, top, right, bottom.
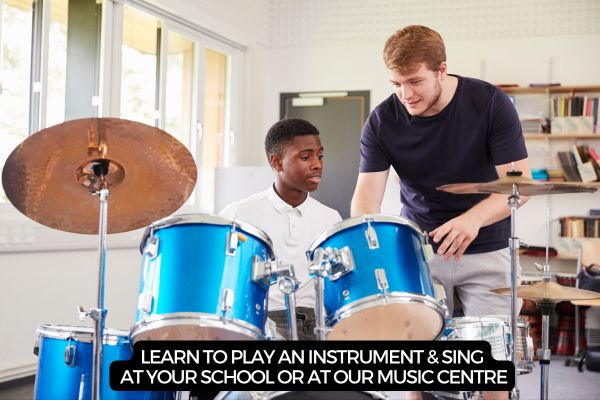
33, 324, 171, 400
131, 214, 274, 341
308, 214, 446, 340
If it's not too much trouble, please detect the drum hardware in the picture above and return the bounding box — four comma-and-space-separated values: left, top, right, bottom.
365, 217, 380, 249
64, 336, 77, 366
308, 257, 331, 341
252, 256, 301, 339
220, 288, 235, 321
279, 275, 300, 341
2, 118, 197, 400
375, 269, 390, 298
438, 168, 598, 400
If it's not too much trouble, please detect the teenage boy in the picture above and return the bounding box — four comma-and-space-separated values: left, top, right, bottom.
220, 118, 342, 340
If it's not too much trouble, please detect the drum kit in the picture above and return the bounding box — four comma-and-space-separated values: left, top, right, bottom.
3, 118, 600, 400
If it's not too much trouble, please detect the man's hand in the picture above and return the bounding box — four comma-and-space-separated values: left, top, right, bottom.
429, 213, 481, 260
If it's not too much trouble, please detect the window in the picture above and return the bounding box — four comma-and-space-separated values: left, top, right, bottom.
0, 0, 33, 202
45, 0, 68, 127
165, 31, 194, 149
120, 6, 160, 126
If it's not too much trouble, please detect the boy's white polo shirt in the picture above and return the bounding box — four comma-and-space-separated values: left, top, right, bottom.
220, 185, 342, 311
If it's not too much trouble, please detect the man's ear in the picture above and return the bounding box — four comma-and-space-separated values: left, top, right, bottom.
269, 153, 282, 172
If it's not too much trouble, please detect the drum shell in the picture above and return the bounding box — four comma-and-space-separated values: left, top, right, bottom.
132, 215, 274, 341
34, 325, 171, 400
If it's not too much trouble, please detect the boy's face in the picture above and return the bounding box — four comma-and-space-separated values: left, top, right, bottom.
270, 135, 324, 193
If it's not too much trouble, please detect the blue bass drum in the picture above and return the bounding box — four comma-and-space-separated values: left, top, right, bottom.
33, 324, 171, 400
308, 215, 446, 340
131, 214, 274, 341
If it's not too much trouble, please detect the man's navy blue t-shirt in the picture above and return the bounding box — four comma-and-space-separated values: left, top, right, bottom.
359, 75, 528, 254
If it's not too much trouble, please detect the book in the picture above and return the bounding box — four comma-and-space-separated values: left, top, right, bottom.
577, 161, 599, 183
557, 151, 582, 181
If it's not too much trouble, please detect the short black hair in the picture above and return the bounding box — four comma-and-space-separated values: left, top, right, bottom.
264, 118, 320, 157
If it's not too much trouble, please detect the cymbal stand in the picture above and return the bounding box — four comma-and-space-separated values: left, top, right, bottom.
533, 208, 555, 400
279, 275, 300, 341
78, 163, 111, 400
309, 251, 330, 341
253, 259, 299, 340
535, 301, 556, 400
507, 175, 521, 400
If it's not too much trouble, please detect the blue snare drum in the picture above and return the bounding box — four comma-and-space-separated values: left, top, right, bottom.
131, 214, 274, 341
308, 215, 446, 340
34, 324, 171, 400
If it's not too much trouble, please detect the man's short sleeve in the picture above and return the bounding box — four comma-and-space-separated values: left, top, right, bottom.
359, 117, 391, 173
488, 90, 528, 165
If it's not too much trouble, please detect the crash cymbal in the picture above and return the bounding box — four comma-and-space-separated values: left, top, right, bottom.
2, 118, 197, 234
572, 298, 600, 307
491, 281, 600, 302
438, 175, 597, 196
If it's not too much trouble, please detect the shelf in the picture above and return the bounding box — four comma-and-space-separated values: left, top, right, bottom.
500, 85, 600, 95
525, 134, 600, 140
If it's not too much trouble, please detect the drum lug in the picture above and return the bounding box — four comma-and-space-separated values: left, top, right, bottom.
226, 230, 239, 255
220, 288, 235, 320
423, 243, 435, 262
137, 291, 153, 314
143, 236, 159, 259
375, 268, 390, 298
64, 336, 76, 367
364, 218, 379, 249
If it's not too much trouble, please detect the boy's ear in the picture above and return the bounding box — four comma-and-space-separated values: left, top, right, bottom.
269, 153, 282, 172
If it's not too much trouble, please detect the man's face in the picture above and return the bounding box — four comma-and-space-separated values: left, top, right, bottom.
271, 135, 324, 193
389, 63, 445, 117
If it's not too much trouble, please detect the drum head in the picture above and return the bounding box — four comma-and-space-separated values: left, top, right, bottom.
328, 302, 444, 340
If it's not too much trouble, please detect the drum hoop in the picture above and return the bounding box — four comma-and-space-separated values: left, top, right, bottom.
308, 214, 425, 252
327, 292, 446, 340
130, 312, 265, 342
147, 213, 273, 248
36, 324, 129, 344
446, 315, 526, 328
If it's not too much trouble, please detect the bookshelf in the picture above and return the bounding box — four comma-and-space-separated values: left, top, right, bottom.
524, 134, 600, 141
501, 85, 600, 273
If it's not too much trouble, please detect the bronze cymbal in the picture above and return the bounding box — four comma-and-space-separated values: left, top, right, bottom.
438, 175, 597, 196
491, 281, 600, 302
2, 118, 197, 234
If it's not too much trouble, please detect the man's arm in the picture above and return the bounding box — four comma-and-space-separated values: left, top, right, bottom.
350, 170, 390, 217
430, 158, 532, 260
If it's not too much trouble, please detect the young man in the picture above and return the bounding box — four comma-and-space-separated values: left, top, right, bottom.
351, 26, 531, 399
220, 118, 342, 340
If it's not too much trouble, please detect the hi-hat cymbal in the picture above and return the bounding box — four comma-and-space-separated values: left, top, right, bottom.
438, 175, 597, 196
2, 118, 197, 234
491, 281, 600, 302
